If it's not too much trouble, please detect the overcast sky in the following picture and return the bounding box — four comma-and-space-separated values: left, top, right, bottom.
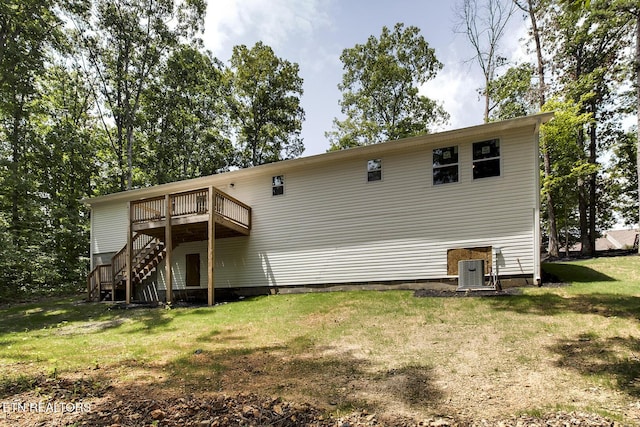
203, 0, 528, 155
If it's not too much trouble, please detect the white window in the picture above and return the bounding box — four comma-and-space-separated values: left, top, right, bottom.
272, 175, 284, 196
473, 139, 500, 179
367, 159, 382, 182
433, 146, 459, 185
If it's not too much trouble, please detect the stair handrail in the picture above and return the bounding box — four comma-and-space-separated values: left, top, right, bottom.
112, 233, 161, 283
87, 264, 112, 301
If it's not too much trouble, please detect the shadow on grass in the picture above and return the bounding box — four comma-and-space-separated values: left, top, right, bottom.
125, 309, 175, 333
107, 333, 445, 416
549, 335, 640, 398
488, 292, 640, 319
0, 298, 180, 337
0, 299, 113, 334
542, 263, 616, 283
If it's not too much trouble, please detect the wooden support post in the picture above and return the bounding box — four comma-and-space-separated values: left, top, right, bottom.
125, 201, 132, 304
165, 194, 173, 304
207, 186, 215, 306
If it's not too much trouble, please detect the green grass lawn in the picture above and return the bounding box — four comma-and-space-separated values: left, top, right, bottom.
1, 255, 640, 422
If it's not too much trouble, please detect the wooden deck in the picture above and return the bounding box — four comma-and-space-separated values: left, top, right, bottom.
87, 187, 251, 303
131, 188, 251, 236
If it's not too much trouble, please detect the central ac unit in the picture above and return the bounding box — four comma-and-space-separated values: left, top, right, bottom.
457, 259, 486, 290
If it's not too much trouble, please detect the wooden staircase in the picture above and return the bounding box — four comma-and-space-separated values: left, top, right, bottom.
87, 186, 252, 305
87, 233, 166, 301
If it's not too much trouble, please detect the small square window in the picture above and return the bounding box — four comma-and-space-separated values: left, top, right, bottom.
367, 159, 382, 182
433, 146, 459, 185
272, 175, 284, 196
473, 139, 500, 179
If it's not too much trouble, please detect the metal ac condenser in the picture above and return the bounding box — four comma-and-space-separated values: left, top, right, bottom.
458, 259, 485, 290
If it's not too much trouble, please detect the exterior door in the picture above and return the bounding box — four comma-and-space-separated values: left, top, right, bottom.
185, 253, 200, 287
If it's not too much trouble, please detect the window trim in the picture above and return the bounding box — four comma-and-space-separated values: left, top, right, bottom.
272, 175, 285, 196
432, 145, 459, 186
367, 159, 382, 182
472, 139, 501, 180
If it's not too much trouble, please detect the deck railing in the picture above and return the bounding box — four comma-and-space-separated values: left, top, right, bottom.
132, 196, 165, 224
214, 189, 251, 229
131, 187, 251, 230
173, 188, 208, 217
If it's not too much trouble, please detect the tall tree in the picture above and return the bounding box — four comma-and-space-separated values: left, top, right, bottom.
610, 0, 640, 250
514, 0, 565, 257
539, 98, 594, 254
455, 0, 516, 122
0, 0, 63, 298
327, 23, 448, 150
33, 65, 99, 288
226, 42, 305, 167
142, 44, 235, 184
72, 0, 206, 191
546, 0, 633, 255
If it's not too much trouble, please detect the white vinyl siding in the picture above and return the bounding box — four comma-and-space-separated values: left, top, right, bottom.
91, 201, 128, 267
89, 119, 542, 290
209, 127, 536, 288
158, 241, 208, 290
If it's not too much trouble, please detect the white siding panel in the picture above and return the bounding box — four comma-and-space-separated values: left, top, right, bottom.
91, 201, 128, 257
157, 241, 209, 290
206, 127, 538, 288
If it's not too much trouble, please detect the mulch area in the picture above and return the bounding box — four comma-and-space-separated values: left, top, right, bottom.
413, 281, 570, 298
2, 392, 622, 426
1, 376, 623, 427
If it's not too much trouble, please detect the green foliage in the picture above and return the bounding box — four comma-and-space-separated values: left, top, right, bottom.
73, 0, 206, 190
142, 44, 235, 184
0, 0, 75, 301
327, 23, 448, 150
541, 0, 635, 253
540, 99, 594, 247
226, 42, 305, 167
487, 63, 536, 121
609, 129, 638, 226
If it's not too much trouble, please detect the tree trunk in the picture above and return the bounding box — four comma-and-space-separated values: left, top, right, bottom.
10, 104, 22, 244
636, 13, 640, 253
544, 153, 560, 257
126, 125, 134, 190
484, 75, 490, 123
577, 127, 592, 255
520, 0, 560, 257
588, 120, 597, 257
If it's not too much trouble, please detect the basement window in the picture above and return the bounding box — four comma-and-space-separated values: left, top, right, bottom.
272, 175, 284, 196
433, 146, 459, 185
473, 139, 500, 179
367, 159, 382, 182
